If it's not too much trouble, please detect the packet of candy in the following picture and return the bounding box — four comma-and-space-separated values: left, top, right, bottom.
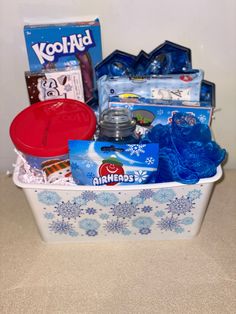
69, 140, 159, 186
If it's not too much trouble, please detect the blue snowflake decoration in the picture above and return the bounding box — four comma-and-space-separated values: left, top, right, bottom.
174, 226, 185, 233
130, 195, 144, 205
156, 109, 164, 115
125, 144, 146, 156
86, 207, 97, 215
198, 114, 207, 123
68, 229, 79, 237
152, 188, 176, 203
138, 189, 154, 200
87, 172, 95, 179
104, 219, 127, 234
96, 192, 118, 207
145, 157, 155, 165
166, 196, 194, 215
54, 201, 83, 219
132, 217, 154, 229
70, 163, 84, 181
73, 196, 87, 206
142, 205, 152, 213
122, 228, 132, 236
82, 160, 97, 169
49, 220, 75, 235
155, 210, 165, 218
139, 227, 151, 235
81, 191, 97, 201
157, 216, 181, 232
44, 212, 54, 220
134, 170, 148, 183
38, 191, 61, 205
86, 230, 98, 237
79, 219, 100, 231
181, 217, 194, 225
110, 201, 139, 219
99, 213, 109, 220
187, 189, 202, 200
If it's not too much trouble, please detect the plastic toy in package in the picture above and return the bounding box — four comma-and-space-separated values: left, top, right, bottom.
69, 140, 159, 186
98, 70, 204, 114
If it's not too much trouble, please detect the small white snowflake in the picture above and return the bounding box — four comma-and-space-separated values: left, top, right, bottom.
198, 114, 207, 123
134, 170, 148, 183
125, 144, 146, 156
145, 157, 155, 165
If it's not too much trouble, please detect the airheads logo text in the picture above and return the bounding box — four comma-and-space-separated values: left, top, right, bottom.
94, 156, 135, 186
32, 29, 94, 64
92, 174, 135, 186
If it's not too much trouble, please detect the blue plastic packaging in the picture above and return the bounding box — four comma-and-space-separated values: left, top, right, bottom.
95, 41, 192, 79
145, 40, 192, 75
95, 50, 136, 79
69, 140, 159, 186
98, 71, 204, 114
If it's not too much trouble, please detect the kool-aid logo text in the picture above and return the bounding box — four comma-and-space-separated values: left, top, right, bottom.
32, 30, 94, 64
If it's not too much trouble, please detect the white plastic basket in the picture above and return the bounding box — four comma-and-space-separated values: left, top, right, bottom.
13, 158, 222, 242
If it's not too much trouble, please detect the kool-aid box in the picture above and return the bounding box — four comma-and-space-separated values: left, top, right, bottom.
24, 18, 102, 103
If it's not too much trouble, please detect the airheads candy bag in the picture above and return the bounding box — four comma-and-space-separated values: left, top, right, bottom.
69, 140, 159, 186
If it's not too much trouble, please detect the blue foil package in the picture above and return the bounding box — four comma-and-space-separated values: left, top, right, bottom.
69, 140, 159, 186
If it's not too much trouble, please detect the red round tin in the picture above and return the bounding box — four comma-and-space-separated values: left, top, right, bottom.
10, 99, 97, 168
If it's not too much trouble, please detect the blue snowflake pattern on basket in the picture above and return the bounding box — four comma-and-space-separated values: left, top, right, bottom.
104, 219, 128, 234
38, 185, 202, 238
166, 196, 195, 215
38, 191, 61, 205
54, 201, 83, 219
49, 220, 75, 235
110, 201, 139, 219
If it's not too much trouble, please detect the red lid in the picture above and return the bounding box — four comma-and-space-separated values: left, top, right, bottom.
10, 99, 97, 157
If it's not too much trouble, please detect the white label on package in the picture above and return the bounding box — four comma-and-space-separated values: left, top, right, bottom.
151, 88, 191, 100
37, 67, 84, 102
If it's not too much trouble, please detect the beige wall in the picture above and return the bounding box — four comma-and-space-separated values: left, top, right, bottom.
1, 0, 235, 171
